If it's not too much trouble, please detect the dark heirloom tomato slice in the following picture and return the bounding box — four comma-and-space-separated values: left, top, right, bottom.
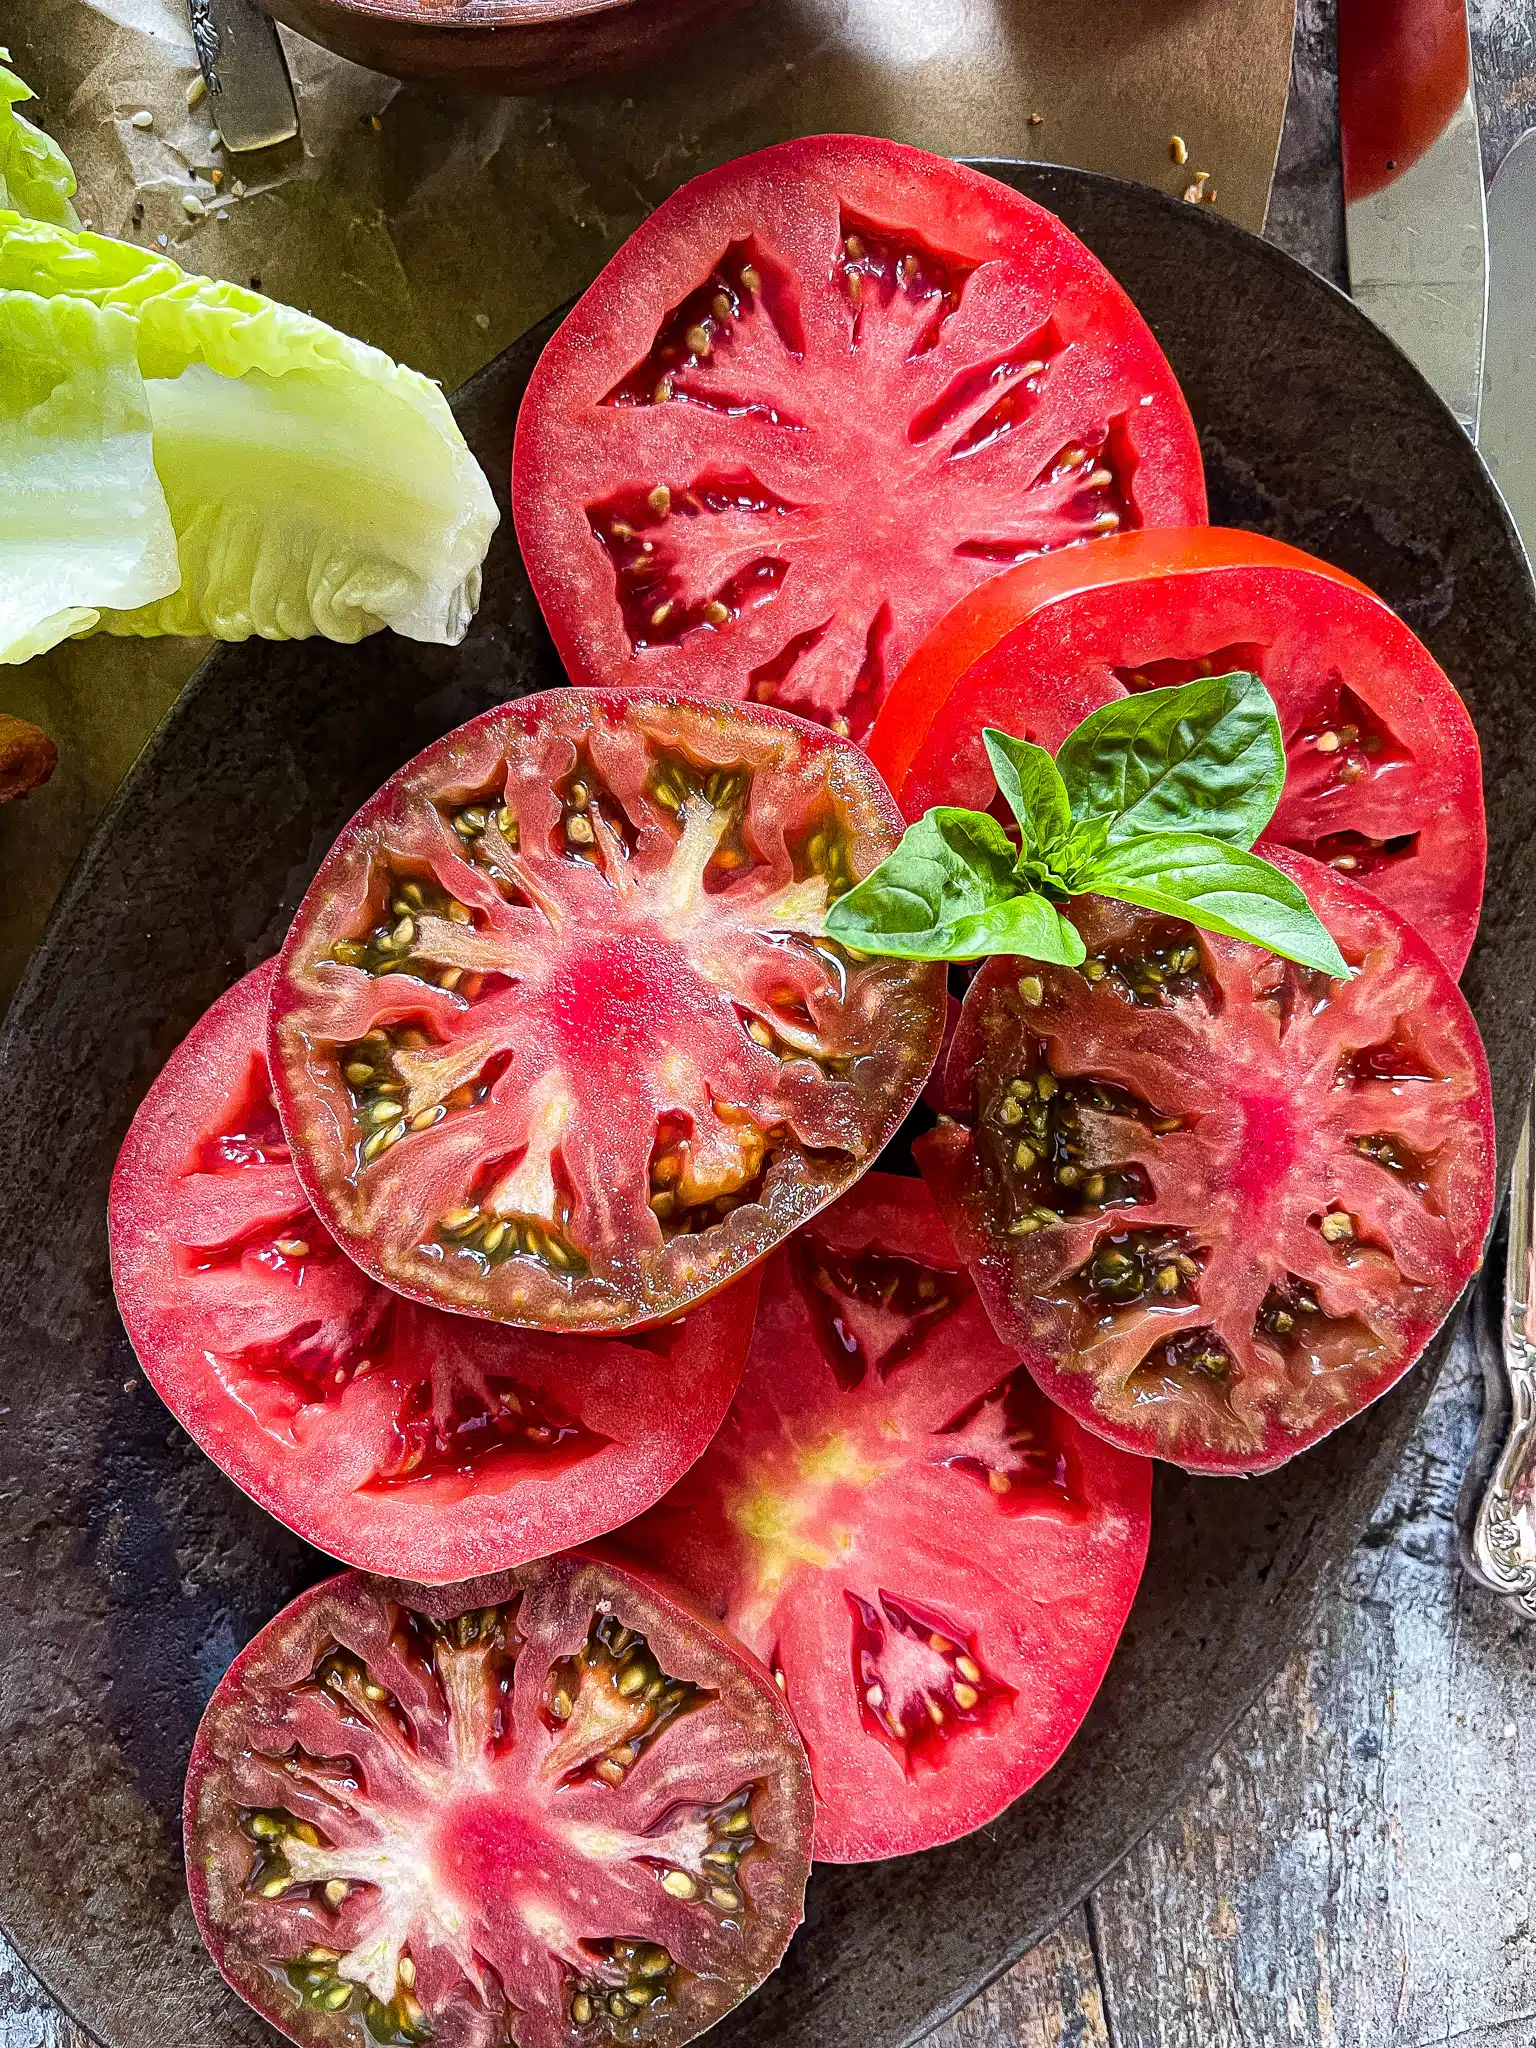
270, 689, 944, 1334
109, 964, 757, 1582
511, 136, 1206, 740
620, 1173, 1152, 1861
184, 1554, 813, 2048
869, 528, 1486, 974
917, 850, 1494, 1475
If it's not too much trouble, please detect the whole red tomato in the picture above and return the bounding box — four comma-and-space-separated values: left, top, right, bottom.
1339, 0, 1470, 201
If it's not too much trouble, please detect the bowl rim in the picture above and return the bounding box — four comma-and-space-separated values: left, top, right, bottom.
277, 0, 670, 33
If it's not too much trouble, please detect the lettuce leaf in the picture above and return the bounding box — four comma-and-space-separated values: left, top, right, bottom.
0, 211, 498, 648
0, 287, 178, 663
0, 60, 79, 228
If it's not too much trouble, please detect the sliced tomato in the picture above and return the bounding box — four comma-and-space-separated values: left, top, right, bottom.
917, 849, 1494, 1475
512, 136, 1206, 740
109, 963, 757, 1582
620, 1172, 1152, 1861
269, 688, 945, 1334
869, 527, 1486, 974
185, 1553, 813, 2048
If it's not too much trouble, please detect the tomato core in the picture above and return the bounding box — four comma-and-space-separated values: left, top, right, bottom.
1234, 1094, 1299, 1202
433, 1798, 540, 1902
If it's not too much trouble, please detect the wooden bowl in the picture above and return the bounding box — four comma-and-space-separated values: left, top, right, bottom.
262, 0, 760, 93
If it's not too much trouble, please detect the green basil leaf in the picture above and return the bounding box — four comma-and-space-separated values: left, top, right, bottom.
825, 809, 1084, 963
1038, 814, 1111, 893
939, 891, 1087, 965
1083, 832, 1351, 977
1054, 672, 1286, 847
983, 727, 1071, 853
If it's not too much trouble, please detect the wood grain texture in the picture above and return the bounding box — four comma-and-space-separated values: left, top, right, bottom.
1092, 1324, 1536, 2048
927, 1912, 1109, 2048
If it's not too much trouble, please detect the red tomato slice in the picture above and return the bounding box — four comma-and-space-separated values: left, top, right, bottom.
869, 528, 1486, 974
620, 1172, 1152, 1861
185, 1554, 813, 2048
109, 963, 757, 1582
917, 850, 1494, 1475
269, 688, 945, 1334
512, 136, 1206, 740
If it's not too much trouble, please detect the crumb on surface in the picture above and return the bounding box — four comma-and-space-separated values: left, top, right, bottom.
0, 716, 58, 802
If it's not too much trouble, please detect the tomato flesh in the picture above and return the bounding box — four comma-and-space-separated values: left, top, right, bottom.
185, 1555, 813, 2048
870, 528, 1486, 974
512, 137, 1206, 739
108, 963, 757, 1581
269, 688, 945, 1333
621, 1173, 1152, 1860
918, 850, 1494, 1474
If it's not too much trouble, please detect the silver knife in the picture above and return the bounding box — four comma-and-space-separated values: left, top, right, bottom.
188, 0, 299, 154
1340, 0, 1488, 434
1460, 127, 1536, 1608
1479, 129, 1536, 568
1464, 1072, 1536, 1614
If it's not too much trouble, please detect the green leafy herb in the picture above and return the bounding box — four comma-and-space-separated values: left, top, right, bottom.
0, 61, 78, 228
827, 809, 1084, 963
0, 290, 178, 664
1052, 670, 1286, 845
0, 64, 498, 665
826, 673, 1350, 978
1086, 833, 1347, 976
983, 728, 1072, 854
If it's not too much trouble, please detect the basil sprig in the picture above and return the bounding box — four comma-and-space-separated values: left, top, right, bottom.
827, 672, 1350, 978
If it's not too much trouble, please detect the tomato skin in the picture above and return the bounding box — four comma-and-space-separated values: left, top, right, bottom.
1338, 0, 1470, 202
513, 135, 1206, 736
917, 849, 1494, 1476
869, 527, 1485, 975
620, 1172, 1152, 1861
269, 685, 945, 1334
185, 1554, 814, 2048
109, 962, 758, 1582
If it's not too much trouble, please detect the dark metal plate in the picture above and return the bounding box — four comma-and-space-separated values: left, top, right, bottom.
0, 166, 1530, 2048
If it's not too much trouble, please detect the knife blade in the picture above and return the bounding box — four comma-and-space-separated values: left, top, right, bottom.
1457, 127, 1536, 1608
1479, 128, 1536, 566
1339, 0, 1488, 435
188, 0, 299, 155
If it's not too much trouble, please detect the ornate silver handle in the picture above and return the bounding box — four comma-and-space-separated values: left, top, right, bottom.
1462, 1075, 1536, 1614
186, 0, 298, 154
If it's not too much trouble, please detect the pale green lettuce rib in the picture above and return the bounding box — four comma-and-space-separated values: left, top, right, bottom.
0, 60, 78, 227
0, 211, 499, 648
0, 287, 179, 662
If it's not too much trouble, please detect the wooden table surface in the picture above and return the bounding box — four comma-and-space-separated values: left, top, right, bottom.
4, 3, 1534, 2044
